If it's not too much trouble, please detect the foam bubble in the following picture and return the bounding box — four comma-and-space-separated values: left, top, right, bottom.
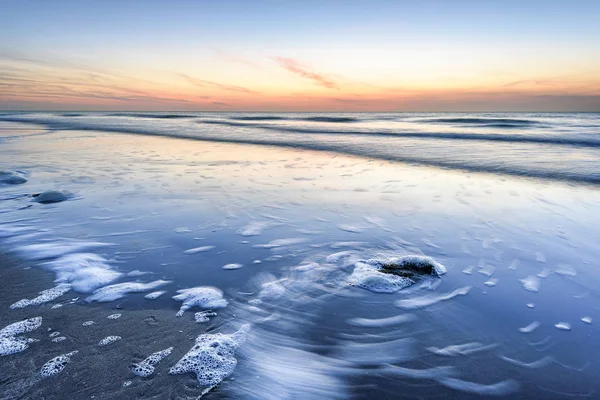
98, 336, 121, 346
107, 314, 121, 320
86, 280, 171, 302
0, 170, 27, 185
42, 253, 121, 292
51, 336, 66, 343
348, 262, 413, 293
169, 324, 250, 386
484, 278, 499, 287
32, 190, 74, 204
131, 347, 173, 378
223, 263, 243, 270
10, 283, 71, 309
0, 317, 42, 337
195, 311, 217, 323
555, 322, 571, 331
520, 276, 540, 292
0, 317, 42, 356
40, 351, 78, 378
395, 286, 471, 309
144, 291, 165, 300
172, 287, 228, 316
82, 321, 94, 326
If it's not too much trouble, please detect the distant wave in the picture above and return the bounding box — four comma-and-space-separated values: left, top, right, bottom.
107, 113, 197, 119
229, 116, 360, 123
230, 116, 288, 121
2, 115, 600, 185
197, 119, 600, 148
419, 117, 538, 126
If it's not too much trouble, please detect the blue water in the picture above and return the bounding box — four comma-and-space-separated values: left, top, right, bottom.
0, 113, 599, 399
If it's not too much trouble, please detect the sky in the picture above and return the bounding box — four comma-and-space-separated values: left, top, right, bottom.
1, 0, 599, 111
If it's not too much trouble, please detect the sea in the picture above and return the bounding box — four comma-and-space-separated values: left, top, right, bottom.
0, 111, 599, 399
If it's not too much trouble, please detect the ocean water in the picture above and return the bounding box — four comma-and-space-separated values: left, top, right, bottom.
0, 112, 599, 399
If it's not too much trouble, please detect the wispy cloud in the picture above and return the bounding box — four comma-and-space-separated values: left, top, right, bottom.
179, 73, 258, 94
272, 57, 338, 89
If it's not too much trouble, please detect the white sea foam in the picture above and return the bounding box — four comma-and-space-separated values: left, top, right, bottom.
348, 262, 413, 293
0, 317, 42, 337
131, 347, 173, 378
10, 283, 71, 309
144, 291, 165, 300
183, 245, 215, 254
51, 336, 66, 343
581, 316, 592, 324
98, 336, 121, 346
0, 317, 42, 356
172, 286, 228, 316
396, 286, 471, 309
169, 324, 249, 386
42, 253, 121, 292
223, 263, 243, 270
484, 278, 499, 287
82, 321, 94, 326
40, 351, 78, 378
555, 322, 571, 331
347, 255, 445, 294
195, 311, 217, 323
107, 313, 121, 320
86, 280, 171, 302
520, 276, 540, 292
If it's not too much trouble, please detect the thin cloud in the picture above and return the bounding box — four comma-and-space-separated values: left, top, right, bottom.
179, 73, 257, 94
272, 57, 338, 89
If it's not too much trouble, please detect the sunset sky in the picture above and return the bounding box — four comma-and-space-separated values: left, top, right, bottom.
1, 0, 599, 111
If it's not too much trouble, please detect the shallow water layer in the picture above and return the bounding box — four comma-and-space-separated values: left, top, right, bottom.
1, 116, 600, 399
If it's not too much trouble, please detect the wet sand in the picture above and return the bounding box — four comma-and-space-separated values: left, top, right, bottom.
0, 253, 228, 400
